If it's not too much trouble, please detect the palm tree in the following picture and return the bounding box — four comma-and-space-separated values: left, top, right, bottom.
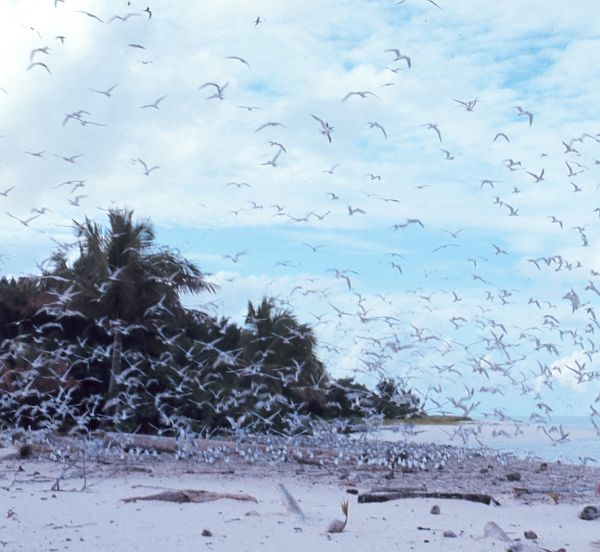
51, 208, 216, 398
240, 297, 327, 425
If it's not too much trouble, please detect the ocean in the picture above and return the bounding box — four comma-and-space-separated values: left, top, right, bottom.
376, 416, 600, 465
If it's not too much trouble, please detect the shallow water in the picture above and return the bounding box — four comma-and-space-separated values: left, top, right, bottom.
376, 416, 600, 464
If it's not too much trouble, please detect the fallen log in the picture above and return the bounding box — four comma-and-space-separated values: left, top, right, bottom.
122, 489, 258, 504
513, 486, 598, 497
358, 491, 500, 506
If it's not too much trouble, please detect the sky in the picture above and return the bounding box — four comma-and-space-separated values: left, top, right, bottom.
1, 0, 600, 432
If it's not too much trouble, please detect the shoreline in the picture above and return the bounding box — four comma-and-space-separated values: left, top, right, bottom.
1, 431, 599, 552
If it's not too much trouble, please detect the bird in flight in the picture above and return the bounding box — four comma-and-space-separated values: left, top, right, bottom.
385, 49, 411, 68
27, 62, 51, 74
198, 82, 229, 100
311, 114, 333, 143
109, 13, 140, 23
453, 98, 479, 111
139, 95, 167, 109
6, 212, 42, 227
76, 10, 104, 23
493, 132, 510, 143
367, 122, 387, 138
255, 121, 286, 132
347, 206, 366, 215
89, 83, 118, 97
54, 153, 85, 163
302, 243, 326, 253
144, 7, 152, 19
513, 106, 533, 126
0, 187, 14, 197
224, 251, 247, 263
322, 163, 340, 175
526, 168, 545, 182
341, 90, 379, 102
131, 158, 160, 176
392, 219, 424, 229
423, 123, 442, 143
225, 56, 250, 68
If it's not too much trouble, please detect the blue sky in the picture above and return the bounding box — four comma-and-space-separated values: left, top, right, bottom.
1, 0, 600, 427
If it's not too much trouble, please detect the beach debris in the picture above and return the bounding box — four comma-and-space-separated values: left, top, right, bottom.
278, 483, 305, 522
327, 499, 349, 533
483, 521, 512, 541
359, 490, 500, 505
430, 504, 440, 514
443, 530, 457, 538
122, 489, 258, 504
346, 488, 358, 495
524, 530, 538, 539
579, 505, 600, 520
506, 472, 522, 482
201, 529, 212, 537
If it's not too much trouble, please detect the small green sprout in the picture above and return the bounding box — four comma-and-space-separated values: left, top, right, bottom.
327, 498, 350, 533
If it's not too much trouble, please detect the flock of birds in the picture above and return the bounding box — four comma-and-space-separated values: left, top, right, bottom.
0, 1, 599, 462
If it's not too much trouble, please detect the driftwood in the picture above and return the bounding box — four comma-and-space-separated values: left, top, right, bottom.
122, 489, 258, 504
369, 485, 427, 493
358, 490, 500, 506
513, 486, 596, 497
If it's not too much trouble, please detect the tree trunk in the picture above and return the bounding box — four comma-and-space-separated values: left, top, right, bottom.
108, 326, 123, 397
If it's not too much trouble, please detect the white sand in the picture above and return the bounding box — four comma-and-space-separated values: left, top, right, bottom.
1, 456, 598, 552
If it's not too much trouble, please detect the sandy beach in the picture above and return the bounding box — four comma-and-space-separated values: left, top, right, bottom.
1, 429, 599, 552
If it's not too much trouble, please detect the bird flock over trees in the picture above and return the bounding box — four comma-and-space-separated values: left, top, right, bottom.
0, 1, 599, 456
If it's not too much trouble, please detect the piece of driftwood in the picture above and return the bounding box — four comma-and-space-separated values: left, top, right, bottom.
369, 485, 427, 493
358, 491, 500, 506
513, 486, 596, 497
122, 489, 258, 504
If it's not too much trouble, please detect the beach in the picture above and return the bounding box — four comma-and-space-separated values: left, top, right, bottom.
1, 428, 599, 551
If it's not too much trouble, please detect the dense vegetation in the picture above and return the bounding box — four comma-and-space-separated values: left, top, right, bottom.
0, 208, 421, 436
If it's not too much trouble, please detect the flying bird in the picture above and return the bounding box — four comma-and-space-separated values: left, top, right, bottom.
423, 123, 442, 143
132, 158, 160, 176
453, 98, 479, 111
367, 122, 387, 138
89, 83, 118, 97
139, 95, 167, 109
392, 219, 424, 229
54, 153, 85, 163
385, 49, 411, 68
6, 212, 42, 227
311, 114, 333, 143
341, 90, 379, 102
224, 251, 247, 263
255, 121, 286, 132
198, 82, 229, 100
26, 62, 51, 74
76, 10, 104, 23
493, 132, 510, 143
513, 106, 533, 126
225, 56, 250, 68
322, 163, 340, 174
